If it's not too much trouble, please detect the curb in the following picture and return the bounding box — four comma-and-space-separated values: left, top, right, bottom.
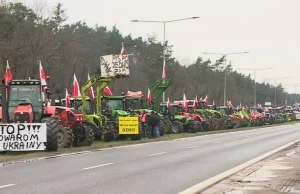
178, 138, 300, 194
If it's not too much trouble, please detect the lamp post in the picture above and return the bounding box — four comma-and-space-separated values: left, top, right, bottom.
285, 83, 300, 106
262, 77, 289, 107
237, 68, 272, 107
203, 52, 249, 106
131, 17, 200, 102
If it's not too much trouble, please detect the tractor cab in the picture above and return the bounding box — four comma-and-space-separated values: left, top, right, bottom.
4, 80, 43, 123
197, 101, 207, 109
62, 97, 95, 115
101, 96, 128, 118
217, 106, 234, 115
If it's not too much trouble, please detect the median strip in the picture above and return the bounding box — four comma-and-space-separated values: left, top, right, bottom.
82, 163, 114, 170
148, 152, 167, 157
0, 184, 16, 189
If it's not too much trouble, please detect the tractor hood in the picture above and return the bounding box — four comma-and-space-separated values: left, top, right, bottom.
113, 109, 129, 116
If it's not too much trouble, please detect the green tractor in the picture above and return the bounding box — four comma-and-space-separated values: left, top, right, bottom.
159, 102, 185, 133
101, 95, 142, 141
123, 94, 169, 136
216, 106, 241, 129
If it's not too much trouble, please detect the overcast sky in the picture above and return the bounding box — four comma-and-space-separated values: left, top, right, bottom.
14, 0, 300, 93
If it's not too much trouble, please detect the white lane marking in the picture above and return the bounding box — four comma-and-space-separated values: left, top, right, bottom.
179, 138, 300, 194
187, 146, 198, 149
82, 163, 114, 170
213, 141, 222, 144
148, 152, 167, 157
0, 184, 16, 189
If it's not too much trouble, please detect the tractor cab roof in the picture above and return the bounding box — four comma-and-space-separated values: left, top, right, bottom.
9, 79, 41, 85
102, 95, 125, 99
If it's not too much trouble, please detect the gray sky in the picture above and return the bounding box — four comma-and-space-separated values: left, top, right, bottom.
15, 0, 300, 93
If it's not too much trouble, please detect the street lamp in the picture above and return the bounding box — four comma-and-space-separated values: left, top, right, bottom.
203, 52, 249, 106
131, 17, 200, 102
262, 77, 290, 107
285, 83, 300, 105
237, 68, 272, 107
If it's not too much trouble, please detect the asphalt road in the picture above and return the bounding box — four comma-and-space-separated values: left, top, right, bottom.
1, 123, 300, 194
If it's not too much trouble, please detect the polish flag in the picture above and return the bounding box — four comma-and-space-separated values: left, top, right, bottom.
167, 97, 171, 110
87, 72, 95, 99
193, 97, 197, 110
104, 86, 113, 96
39, 61, 47, 86
147, 88, 152, 106
213, 100, 215, 106
4, 60, 12, 86
121, 42, 126, 55
65, 88, 70, 107
183, 94, 188, 112
204, 95, 208, 104
72, 74, 81, 97
162, 62, 166, 80
200, 97, 203, 101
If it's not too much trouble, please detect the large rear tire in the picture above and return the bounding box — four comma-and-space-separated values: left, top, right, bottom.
58, 124, 73, 148
189, 121, 198, 133
194, 120, 203, 132
164, 119, 172, 134
73, 123, 94, 147
42, 117, 59, 151
171, 120, 184, 133
103, 124, 115, 142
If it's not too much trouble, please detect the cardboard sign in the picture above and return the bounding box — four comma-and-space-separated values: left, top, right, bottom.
0, 123, 47, 151
119, 116, 139, 135
295, 114, 300, 120
100, 54, 130, 77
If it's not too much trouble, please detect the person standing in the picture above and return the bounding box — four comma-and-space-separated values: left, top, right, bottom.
141, 110, 147, 137
149, 111, 159, 138
155, 112, 160, 138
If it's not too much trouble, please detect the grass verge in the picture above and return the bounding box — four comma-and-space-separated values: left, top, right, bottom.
1, 121, 299, 163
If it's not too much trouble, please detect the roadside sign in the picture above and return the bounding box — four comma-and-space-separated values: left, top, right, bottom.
0, 123, 47, 151
119, 117, 139, 134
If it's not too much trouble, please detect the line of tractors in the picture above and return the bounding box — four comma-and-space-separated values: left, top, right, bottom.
1, 71, 298, 152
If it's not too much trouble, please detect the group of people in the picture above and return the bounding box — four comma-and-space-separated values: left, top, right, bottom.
140, 110, 160, 138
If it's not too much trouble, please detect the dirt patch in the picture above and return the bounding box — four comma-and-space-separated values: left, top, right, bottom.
201, 143, 300, 194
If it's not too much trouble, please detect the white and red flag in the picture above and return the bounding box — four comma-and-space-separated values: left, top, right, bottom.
65, 88, 70, 107
72, 73, 81, 97
104, 86, 113, 96
4, 60, 12, 86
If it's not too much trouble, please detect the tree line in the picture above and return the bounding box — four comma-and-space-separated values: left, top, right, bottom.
0, 2, 298, 106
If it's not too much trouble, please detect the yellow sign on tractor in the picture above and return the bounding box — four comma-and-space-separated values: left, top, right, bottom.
119, 117, 139, 134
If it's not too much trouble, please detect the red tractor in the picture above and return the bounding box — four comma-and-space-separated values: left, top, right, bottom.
46, 106, 94, 147
0, 79, 58, 151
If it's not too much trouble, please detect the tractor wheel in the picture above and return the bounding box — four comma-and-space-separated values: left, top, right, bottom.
103, 124, 115, 142
58, 124, 73, 148
73, 124, 94, 147
164, 119, 173, 134
189, 121, 198, 133
131, 121, 142, 141
233, 120, 241, 129
171, 120, 184, 133
194, 120, 203, 132
90, 124, 101, 140
42, 117, 59, 151
159, 119, 166, 136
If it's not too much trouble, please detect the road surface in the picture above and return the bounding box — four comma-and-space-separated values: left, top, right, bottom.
1, 124, 300, 194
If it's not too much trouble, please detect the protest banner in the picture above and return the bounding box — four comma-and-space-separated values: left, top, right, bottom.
0, 123, 47, 151
100, 54, 130, 77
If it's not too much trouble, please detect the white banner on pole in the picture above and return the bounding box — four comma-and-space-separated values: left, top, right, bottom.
0, 123, 47, 151
100, 54, 130, 77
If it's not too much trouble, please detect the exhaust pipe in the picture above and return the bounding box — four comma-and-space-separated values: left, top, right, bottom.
1, 79, 7, 123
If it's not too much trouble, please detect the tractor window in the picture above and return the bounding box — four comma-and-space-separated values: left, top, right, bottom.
170, 105, 180, 114
77, 100, 94, 114
188, 107, 194, 114
125, 98, 145, 110
8, 85, 42, 122
68, 111, 75, 122
55, 108, 65, 116
105, 99, 124, 113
